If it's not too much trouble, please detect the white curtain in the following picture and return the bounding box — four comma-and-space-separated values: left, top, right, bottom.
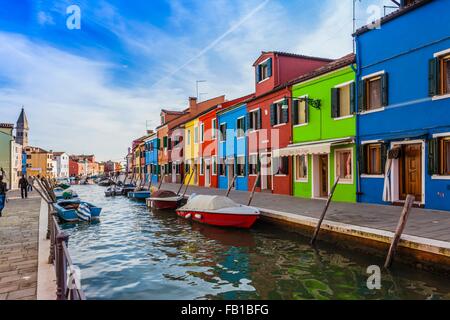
382, 157, 393, 202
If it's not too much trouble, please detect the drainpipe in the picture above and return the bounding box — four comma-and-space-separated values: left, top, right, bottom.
352, 35, 362, 203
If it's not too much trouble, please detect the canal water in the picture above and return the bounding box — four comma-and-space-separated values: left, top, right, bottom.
60, 185, 450, 300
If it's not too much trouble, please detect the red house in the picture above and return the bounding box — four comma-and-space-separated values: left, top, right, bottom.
198, 95, 253, 188
247, 51, 331, 195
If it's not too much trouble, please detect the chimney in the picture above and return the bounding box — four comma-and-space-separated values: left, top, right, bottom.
147, 130, 154, 135
189, 97, 198, 113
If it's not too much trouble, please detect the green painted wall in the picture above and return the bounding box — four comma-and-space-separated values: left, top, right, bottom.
0, 127, 13, 188
291, 66, 357, 203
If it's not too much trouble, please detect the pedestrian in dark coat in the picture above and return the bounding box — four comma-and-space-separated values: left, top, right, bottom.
0, 176, 7, 217
19, 174, 29, 199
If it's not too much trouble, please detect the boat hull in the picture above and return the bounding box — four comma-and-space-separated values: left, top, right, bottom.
176, 210, 259, 229
128, 191, 151, 200
147, 198, 185, 211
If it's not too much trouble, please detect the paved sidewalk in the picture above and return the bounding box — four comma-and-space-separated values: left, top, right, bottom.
0, 190, 40, 300
160, 183, 450, 242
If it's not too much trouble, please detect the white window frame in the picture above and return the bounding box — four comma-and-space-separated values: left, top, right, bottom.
200, 123, 204, 143
212, 156, 217, 176
187, 130, 191, 145
248, 153, 258, 176
236, 116, 246, 139
199, 157, 204, 176
219, 122, 227, 143
257, 57, 271, 84
334, 147, 354, 185
295, 154, 309, 183
194, 126, 199, 144
211, 118, 217, 140
293, 95, 309, 127
236, 155, 246, 177
248, 108, 260, 132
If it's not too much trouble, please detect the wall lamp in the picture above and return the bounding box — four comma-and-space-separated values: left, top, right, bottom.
282, 96, 322, 110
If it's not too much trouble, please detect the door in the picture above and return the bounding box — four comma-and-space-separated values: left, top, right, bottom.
205, 159, 210, 187
172, 163, 177, 183
227, 158, 235, 189
400, 144, 422, 202
319, 155, 328, 198
260, 153, 272, 191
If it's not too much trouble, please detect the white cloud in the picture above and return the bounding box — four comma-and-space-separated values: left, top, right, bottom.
37, 11, 55, 26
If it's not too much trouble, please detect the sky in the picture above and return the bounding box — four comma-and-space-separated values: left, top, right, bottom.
0, 0, 396, 162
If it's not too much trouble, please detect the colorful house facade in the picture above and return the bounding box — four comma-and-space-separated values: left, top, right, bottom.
247, 52, 332, 195
184, 118, 200, 186
198, 107, 218, 188
278, 54, 357, 202
144, 132, 159, 185
355, 0, 450, 211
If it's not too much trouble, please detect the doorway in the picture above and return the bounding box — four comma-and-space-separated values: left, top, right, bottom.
260, 153, 272, 191
399, 143, 422, 202
227, 158, 235, 189
205, 159, 211, 187
319, 155, 329, 198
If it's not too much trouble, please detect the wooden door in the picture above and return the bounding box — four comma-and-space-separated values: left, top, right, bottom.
205, 159, 210, 187
319, 155, 328, 198
400, 144, 422, 201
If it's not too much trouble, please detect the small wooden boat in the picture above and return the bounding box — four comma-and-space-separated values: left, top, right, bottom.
54, 188, 79, 201
146, 190, 187, 211
56, 183, 71, 190
176, 195, 260, 229
54, 200, 102, 222
98, 179, 113, 187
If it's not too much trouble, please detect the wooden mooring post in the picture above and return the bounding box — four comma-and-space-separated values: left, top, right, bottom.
247, 172, 260, 206
226, 175, 238, 198
310, 177, 340, 245
384, 194, 415, 269
182, 166, 197, 198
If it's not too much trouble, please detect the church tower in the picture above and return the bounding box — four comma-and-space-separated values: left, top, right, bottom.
16, 107, 29, 147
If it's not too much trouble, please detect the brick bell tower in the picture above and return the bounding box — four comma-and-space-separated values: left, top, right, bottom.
15, 107, 29, 147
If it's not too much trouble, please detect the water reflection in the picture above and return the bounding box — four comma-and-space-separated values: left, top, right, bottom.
60, 185, 450, 300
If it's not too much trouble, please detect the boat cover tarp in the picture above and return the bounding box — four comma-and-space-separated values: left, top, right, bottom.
181, 195, 240, 211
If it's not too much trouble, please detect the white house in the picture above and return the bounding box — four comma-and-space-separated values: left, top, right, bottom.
53, 152, 70, 179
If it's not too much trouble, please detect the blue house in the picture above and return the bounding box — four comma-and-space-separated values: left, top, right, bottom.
145, 133, 159, 186
355, 0, 450, 211
217, 103, 248, 191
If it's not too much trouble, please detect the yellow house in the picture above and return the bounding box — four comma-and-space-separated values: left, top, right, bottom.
24, 146, 54, 178
184, 118, 200, 185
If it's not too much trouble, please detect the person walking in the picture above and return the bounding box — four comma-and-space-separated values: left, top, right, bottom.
19, 174, 29, 199
27, 175, 33, 192
0, 176, 7, 217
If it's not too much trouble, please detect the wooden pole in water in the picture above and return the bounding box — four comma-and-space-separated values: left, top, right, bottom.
247, 172, 260, 206
384, 194, 415, 269
226, 175, 238, 198
310, 177, 340, 245
177, 173, 188, 195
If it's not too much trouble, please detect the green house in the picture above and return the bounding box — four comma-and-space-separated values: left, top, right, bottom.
275, 54, 357, 203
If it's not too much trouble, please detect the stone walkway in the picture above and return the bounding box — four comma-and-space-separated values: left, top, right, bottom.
160, 183, 450, 242
0, 190, 40, 300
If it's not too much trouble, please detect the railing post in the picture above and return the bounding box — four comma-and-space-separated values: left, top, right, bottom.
56, 232, 69, 300
48, 216, 55, 264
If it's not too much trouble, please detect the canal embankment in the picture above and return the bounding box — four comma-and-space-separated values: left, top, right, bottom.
160, 183, 450, 274
0, 190, 40, 300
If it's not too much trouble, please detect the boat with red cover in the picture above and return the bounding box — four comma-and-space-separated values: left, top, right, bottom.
146, 190, 187, 211
176, 195, 260, 229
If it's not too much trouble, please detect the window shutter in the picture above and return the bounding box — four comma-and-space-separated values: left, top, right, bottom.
163, 137, 168, 148
381, 73, 389, 107
168, 138, 172, 150
256, 65, 260, 82
270, 104, 276, 126
305, 99, 310, 123
292, 100, 299, 125
268, 58, 273, 77
428, 58, 439, 97
428, 138, 440, 175
331, 88, 340, 118
359, 144, 367, 174
156, 138, 161, 149
350, 82, 356, 114
257, 156, 261, 187
281, 99, 289, 124
381, 143, 388, 171
358, 80, 366, 112
257, 109, 262, 129
247, 113, 252, 130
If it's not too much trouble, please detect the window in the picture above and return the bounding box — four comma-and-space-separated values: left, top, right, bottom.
237, 156, 246, 176
272, 156, 289, 175
185, 162, 191, 174
270, 100, 289, 126
200, 123, 204, 143
336, 149, 353, 182
212, 119, 217, 139
295, 155, 308, 181
237, 117, 245, 138
163, 137, 168, 149
175, 163, 181, 175
187, 130, 191, 145
161, 115, 165, 125
249, 154, 258, 175
200, 158, 204, 175
440, 137, 450, 175
248, 110, 261, 131
212, 156, 217, 175
218, 158, 226, 176
366, 144, 382, 175
332, 83, 354, 118
360, 73, 388, 112
292, 98, 308, 125
256, 58, 272, 82
219, 124, 227, 141
194, 127, 199, 144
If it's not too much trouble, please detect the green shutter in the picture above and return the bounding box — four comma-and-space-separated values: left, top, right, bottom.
270, 104, 276, 126
305, 99, 310, 123
292, 100, 299, 125
359, 144, 367, 175
428, 138, 440, 175
281, 99, 289, 124
350, 82, 356, 114
156, 138, 161, 149
331, 88, 340, 118
358, 80, 366, 112
267, 58, 273, 77
256, 65, 261, 82
381, 73, 389, 107
163, 137, 168, 148
428, 58, 439, 97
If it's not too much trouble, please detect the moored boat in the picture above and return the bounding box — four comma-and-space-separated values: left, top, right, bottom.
146, 190, 187, 211
176, 195, 260, 229
54, 200, 102, 222
54, 188, 79, 201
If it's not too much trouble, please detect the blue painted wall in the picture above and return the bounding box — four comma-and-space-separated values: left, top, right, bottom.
356, 0, 450, 211
217, 104, 248, 191
145, 137, 159, 185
